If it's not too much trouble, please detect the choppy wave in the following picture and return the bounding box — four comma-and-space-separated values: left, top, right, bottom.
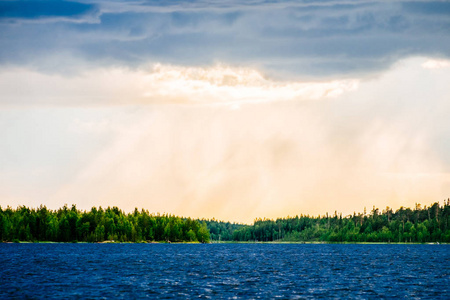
0, 243, 448, 299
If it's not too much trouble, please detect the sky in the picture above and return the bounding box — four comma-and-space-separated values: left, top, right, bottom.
0, 0, 450, 223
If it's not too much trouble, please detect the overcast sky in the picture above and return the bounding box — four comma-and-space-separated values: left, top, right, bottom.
1, 0, 450, 223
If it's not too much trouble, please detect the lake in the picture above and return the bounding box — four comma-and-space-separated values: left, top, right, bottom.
1, 243, 448, 299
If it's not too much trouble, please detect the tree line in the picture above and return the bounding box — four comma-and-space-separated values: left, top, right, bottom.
0, 205, 210, 243
231, 200, 450, 243
2, 200, 449, 243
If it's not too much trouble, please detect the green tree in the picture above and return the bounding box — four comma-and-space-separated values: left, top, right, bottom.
197, 223, 210, 243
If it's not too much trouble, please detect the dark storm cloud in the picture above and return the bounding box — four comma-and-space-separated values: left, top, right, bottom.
0, 0, 449, 77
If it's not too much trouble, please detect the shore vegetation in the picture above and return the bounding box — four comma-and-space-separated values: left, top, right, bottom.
1, 200, 449, 243
229, 200, 450, 243
0, 205, 210, 243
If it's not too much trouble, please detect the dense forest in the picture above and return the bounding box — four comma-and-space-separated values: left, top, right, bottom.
0, 205, 210, 243
202, 219, 245, 242
1, 200, 450, 243
232, 200, 450, 243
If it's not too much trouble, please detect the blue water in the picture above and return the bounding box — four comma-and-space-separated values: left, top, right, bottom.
0, 243, 448, 299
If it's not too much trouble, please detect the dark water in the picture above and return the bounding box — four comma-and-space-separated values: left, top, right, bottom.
0, 243, 449, 299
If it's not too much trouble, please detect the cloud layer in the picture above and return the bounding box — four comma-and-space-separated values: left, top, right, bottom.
1, 0, 450, 78
1, 1, 450, 222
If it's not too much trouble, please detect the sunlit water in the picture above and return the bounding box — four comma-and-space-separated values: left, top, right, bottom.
1, 243, 448, 299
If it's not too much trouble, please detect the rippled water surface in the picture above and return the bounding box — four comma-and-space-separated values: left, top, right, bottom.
1, 243, 449, 299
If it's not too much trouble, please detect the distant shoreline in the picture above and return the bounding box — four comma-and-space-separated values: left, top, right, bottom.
3, 240, 446, 245
2, 201, 449, 244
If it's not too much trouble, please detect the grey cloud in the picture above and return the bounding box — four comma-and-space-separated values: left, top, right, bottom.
403, 1, 450, 15
0, 0, 449, 78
